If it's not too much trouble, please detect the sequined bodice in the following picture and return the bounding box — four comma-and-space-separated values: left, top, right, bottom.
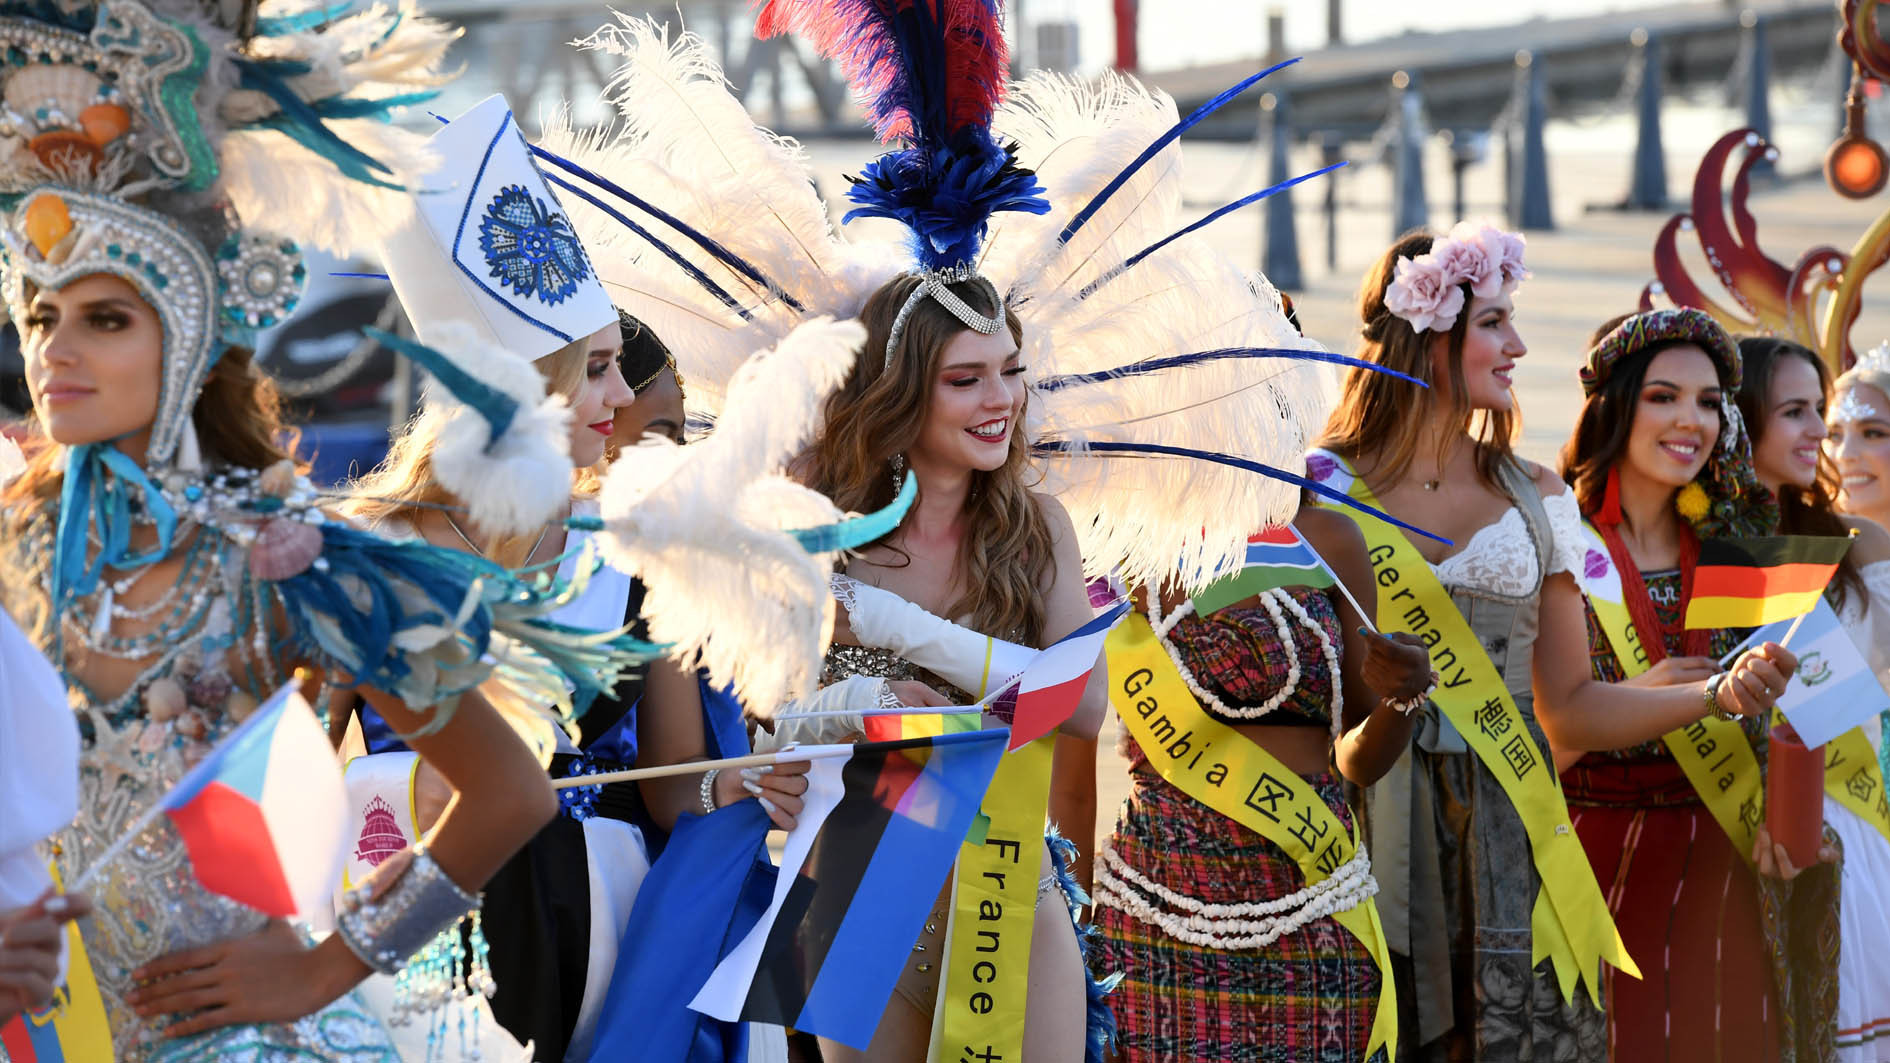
822, 643, 976, 704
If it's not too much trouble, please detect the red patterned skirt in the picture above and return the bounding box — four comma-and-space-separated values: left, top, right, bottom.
1094, 765, 1380, 1063
1564, 755, 1781, 1063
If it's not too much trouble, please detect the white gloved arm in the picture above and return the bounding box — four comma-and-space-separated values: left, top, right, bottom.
752, 675, 893, 752
831, 575, 1037, 698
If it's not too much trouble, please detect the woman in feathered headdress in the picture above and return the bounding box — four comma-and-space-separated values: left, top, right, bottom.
0, 2, 678, 1057
336, 97, 819, 1059
531, 1, 1435, 1057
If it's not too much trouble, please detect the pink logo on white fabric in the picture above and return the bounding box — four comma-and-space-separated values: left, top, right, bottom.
353, 796, 407, 867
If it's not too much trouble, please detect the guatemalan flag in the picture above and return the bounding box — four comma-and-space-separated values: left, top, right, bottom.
155, 684, 348, 918
688, 729, 1008, 1049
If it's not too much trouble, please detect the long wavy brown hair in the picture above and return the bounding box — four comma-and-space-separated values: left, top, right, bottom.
801, 274, 1054, 645
1735, 336, 1866, 614
1, 346, 295, 639
1318, 231, 1520, 489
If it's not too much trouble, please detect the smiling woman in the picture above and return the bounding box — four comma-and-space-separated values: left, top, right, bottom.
1535, 308, 1837, 1063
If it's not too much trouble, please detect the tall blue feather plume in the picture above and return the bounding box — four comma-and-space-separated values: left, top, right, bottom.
1036, 345, 1427, 392
1031, 438, 1453, 546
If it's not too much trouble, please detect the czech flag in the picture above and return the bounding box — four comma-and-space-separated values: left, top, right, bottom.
993, 598, 1130, 750
1191, 525, 1335, 616
156, 684, 348, 918
688, 729, 1008, 1049
1683, 535, 1853, 631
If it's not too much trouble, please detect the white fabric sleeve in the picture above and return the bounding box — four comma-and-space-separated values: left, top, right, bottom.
1847, 561, 1890, 688
751, 675, 890, 752
832, 575, 1036, 697
1540, 488, 1591, 579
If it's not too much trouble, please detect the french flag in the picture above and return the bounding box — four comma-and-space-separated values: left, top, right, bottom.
156, 684, 348, 918
994, 599, 1130, 750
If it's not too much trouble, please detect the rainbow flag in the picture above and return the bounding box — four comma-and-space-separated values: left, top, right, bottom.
689, 729, 1008, 1049
155, 684, 348, 918
1684, 535, 1853, 631
1191, 525, 1334, 616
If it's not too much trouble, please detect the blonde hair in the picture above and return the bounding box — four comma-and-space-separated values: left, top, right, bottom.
344, 336, 591, 567
1319, 231, 1520, 490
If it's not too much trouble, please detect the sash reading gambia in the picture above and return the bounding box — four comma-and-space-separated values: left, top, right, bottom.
1571, 520, 1890, 855
1106, 613, 1398, 1059
1309, 450, 1635, 1004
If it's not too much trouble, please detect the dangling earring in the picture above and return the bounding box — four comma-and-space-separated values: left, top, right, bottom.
889, 453, 906, 493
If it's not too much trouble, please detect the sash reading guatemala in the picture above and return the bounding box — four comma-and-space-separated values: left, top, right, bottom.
1106, 612, 1398, 1059
1308, 450, 1636, 1004
1824, 728, 1890, 848
1571, 519, 1765, 858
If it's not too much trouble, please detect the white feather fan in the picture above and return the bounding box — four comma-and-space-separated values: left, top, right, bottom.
591, 317, 866, 715
414, 322, 576, 539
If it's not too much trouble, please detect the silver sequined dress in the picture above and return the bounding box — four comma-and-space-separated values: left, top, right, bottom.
39, 529, 400, 1062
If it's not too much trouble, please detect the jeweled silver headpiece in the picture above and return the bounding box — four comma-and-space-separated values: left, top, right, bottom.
1835, 341, 1890, 426
884, 265, 1006, 369
0, 0, 452, 468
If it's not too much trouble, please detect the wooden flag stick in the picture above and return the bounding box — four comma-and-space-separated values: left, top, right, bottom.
551, 745, 854, 790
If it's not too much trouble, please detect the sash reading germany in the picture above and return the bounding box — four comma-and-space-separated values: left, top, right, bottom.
1309, 450, 1635, 1003
1572, 519, 1766, 857
927, 735, 1054, 1063
1106, 613, 1398, 1059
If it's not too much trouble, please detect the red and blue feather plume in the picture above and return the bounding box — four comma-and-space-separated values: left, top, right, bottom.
755, 0, 1049, 269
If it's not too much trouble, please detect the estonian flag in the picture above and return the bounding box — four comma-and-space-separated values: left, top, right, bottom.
688, 729, 1008, 1050
1191, 525, 1335, 616
153, 684, 348, 918
1684, 535, 1853, 630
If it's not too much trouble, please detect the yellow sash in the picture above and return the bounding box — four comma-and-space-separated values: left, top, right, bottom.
1823, 728, 1890, 848
1310, 452, 1635, 1003
1106, 613, 1397, 1057
5, 860, 114, 1060
927, 735, 1053, 1063
1574, 520, 1765, 857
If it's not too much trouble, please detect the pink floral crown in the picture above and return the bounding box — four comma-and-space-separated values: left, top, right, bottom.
1383, 222, 1530, 334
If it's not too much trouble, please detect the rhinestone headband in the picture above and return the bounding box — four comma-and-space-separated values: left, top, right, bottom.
884, 266, 1006, 369
1833, 387, 1882, 425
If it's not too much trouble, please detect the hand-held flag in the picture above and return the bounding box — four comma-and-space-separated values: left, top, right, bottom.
1683, 535, 1853, 631
1190, 525, 1335, 616
75, 684, 348, 918
1739, 599, 1889, 748
993, 600, 1130, 751
688, 729, 1008, 1050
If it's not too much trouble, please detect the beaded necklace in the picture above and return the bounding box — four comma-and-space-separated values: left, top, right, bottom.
1148, 588, 1343, 737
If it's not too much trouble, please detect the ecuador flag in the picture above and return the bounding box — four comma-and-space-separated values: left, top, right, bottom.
1684, 535, 1853, 631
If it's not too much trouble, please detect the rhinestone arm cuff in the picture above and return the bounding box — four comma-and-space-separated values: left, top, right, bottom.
335, 844, 480, 976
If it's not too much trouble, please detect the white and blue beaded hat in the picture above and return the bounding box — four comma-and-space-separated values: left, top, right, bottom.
379, 94, 616, 360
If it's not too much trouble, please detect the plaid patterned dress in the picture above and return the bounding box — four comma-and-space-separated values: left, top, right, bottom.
1095, 587, 1382, 1062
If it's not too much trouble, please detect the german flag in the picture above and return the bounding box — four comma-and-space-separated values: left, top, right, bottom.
1684, 535, 1854, 630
